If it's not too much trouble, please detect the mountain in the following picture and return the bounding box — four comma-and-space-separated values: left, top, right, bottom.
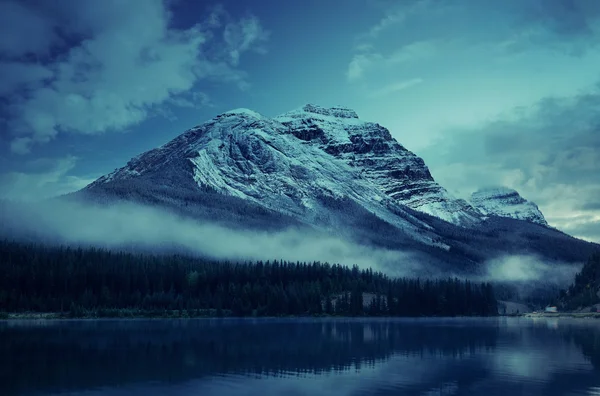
71, 104, 597, 272
470, 187, 548, 226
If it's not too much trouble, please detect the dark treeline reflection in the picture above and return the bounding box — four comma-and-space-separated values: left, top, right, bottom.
561, 325, 600, 369
0, 318, 498, 394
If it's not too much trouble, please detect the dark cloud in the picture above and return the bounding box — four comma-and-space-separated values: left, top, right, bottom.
0, 0, 269, 154
0, 1, 59, 58
521, 0, 600, 37
581, 202, 600, 211
452, 91, 600, 187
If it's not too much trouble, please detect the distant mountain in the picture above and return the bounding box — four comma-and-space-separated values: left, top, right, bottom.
471, 187, 548, 226
70, 104, 597, 273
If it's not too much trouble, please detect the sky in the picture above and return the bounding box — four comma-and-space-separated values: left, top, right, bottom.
0, 0, 599, 243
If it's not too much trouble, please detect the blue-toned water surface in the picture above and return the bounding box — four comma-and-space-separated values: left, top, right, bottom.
1, 317, 599, 395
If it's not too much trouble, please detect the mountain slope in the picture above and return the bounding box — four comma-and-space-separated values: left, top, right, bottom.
72, 105, 598, 272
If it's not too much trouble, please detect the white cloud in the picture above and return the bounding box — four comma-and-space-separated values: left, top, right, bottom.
224, 15, 270, 66
346, 53, 383, 81
1, 0, 269, 154
364, 0, 439, 39
346, 41, 436, 81
0, 156, 96, 201
484, 254, 580, 284
370, 78, 423, 97
1, 199, 422, 275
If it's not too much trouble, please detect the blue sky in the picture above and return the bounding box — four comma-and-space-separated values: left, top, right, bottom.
1, 0, 599, 242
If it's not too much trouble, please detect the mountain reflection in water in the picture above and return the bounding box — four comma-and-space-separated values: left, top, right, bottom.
0, 317, 599, 396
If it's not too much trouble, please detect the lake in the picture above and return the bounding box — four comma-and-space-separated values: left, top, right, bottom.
1, 317, 600, 395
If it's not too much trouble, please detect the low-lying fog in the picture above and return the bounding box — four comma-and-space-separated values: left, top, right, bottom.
0, 199, 582, 290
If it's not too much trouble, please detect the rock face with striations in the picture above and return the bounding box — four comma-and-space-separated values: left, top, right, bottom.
470, 187, 548, 226
275, 105, 482, 225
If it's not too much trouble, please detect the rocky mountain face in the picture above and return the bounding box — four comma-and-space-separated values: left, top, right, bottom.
275, 105, 482, 225
470, 187, 548, 226
87, 106, 445, 249
78, 104, 597, 271
91, 104, 481, 226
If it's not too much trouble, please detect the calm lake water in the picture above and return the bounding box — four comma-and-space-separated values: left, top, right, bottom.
1, 317, 600, 396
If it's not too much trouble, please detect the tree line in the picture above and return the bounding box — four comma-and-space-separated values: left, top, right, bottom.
0, 240, 498, 317
559, 252, 600, 311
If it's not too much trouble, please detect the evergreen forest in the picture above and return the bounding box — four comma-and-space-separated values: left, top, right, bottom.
0, 240, 498, 318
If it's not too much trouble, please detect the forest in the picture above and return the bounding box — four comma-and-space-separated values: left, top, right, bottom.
0, 240, 498, 317
559, 252, 600, 311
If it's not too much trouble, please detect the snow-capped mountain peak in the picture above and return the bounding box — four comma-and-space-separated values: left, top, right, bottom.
280, 104, 360, 120
218, 108, 265, 119
470, 187, 548, 225
90, 104, 485, 227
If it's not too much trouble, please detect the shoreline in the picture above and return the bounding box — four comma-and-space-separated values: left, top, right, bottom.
523, 312, 600, 318
2, 311, 599, 320
0, 311, 501, 320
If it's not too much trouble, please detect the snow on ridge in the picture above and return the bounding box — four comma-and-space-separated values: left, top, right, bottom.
301, 104, 359, 119
275, 104, 363, 124
219, 108, 264, 118
472, 186, 520, 200
470, 186, 548, 226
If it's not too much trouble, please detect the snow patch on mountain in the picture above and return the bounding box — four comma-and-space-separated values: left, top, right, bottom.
220, 108, 265, 118
275, 105, 482, 226
470, 187, 548, 226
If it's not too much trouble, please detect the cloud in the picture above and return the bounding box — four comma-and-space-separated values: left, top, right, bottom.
223, 15, 270, 66
346, 41, 435, 81
0, 156, 96, 201
363, 0, 440, 39
420, 85, 600, 242
346, 52, 383, 81
581, 202, 600, 211
166, 91, 213, 109
0, 199, 423, 276
516, 0, 600, 38
10, 137, 35, 156
353, 0, 600, 79
370, 78, 423, 97
484, 255, 580, 284
0, 0, 269, 154
0, 62, 53, 96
